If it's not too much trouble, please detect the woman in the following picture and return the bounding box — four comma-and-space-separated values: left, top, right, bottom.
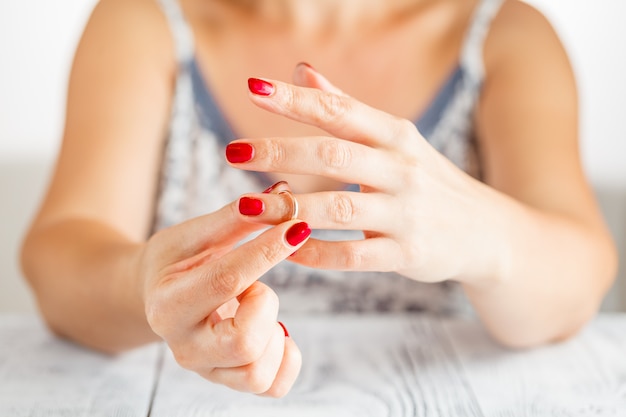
21, 0, 617, 398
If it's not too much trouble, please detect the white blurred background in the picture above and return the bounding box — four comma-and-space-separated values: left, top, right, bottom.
1, 1, 625, 312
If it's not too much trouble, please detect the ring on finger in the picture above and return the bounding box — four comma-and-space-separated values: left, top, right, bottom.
278, 190, 299, 221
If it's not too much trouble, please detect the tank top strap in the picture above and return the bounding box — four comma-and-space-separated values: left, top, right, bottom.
460, 0, 506, 84
155, 0, 195, 64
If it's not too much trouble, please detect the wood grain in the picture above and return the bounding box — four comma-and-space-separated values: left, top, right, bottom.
443, 315, 626, 416
1, 313, 625, 416
0, 314, 160, 417
149, 315, 483, 417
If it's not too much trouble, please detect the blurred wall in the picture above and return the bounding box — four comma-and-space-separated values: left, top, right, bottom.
0, 0, 98, 312
1, 0, 625, 312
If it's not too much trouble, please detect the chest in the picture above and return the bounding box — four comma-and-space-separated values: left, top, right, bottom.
181, 2, 475, 191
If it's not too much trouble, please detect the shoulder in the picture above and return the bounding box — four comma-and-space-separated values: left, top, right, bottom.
485, 0, 571, 75
77, 0, 176, 76
86, 0, 169, 35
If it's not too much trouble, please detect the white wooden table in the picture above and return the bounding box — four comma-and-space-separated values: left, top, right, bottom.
1, 313, 625, 416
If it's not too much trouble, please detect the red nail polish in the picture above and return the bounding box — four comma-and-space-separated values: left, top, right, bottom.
262, 181, 289, 194
239, 197, 265, 216
278, 321, 290, 338
226, 143, 254, 163
285, 222, 311, 247
248, 78, 275, 96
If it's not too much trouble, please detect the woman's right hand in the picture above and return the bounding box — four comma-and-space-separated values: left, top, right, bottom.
136, 198, 310, 397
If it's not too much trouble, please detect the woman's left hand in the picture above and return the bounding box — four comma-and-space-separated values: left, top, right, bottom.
226, 64, 508, 286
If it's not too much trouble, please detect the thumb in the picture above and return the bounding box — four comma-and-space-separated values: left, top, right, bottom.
149, 197, 265, 265
292, 62, 346, 96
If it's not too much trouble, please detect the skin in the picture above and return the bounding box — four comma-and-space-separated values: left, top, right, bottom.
20, 0, 617, 397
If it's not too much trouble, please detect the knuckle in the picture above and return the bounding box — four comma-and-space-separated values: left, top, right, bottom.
245, 282, 280, 315
341, 244, 366, 270
230, 332, 266, 365
265, 353, 301, 398
265, 138, 286, 169
257, 241, 286, 266
243, 365, 275, 394
392, 118, 421, 156
316, 92, 350, 126
329, 193, 357, 225
397, 117, 418, 137
298, 245, 324, 269
316, 139, 352, 171
259, 284, 280, 310
400, 165, 422, 191
281, 84, 299, 111
206, 266, 242, 299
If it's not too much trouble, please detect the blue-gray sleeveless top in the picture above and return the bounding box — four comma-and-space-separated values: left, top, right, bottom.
153, 0, 505, 315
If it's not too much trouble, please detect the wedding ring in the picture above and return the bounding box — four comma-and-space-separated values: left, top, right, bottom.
278, 190, 299, 220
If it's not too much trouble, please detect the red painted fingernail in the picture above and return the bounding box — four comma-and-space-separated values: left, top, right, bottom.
278, 321, 290, 338
225, 143, 254, 163
248, 78, 275, 96
262, 181, 288, 194
239, 197, 265, 216
285, 222, 311, 247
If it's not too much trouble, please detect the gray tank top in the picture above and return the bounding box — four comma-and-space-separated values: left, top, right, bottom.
153, 0, 505, 315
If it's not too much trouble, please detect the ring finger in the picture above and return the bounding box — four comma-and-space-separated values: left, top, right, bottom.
239, 191, 399, 234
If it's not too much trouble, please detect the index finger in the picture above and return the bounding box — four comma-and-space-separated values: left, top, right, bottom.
150, 198, 266, 266
247, 77, 417, 150
158, 220, 312, 329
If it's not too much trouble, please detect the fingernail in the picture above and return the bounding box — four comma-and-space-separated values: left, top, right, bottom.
248, 78, 275, 96
226, 143, 254, 163
262, 180, 289, 194
297, 62, 315, 71
278, 321, 290, 338
285, 222, 311, 247
239, 197, 265, 216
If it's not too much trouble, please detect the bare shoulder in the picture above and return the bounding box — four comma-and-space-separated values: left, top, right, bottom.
41, 0, 179, 239
485, 0, 570, 73
78, 0, 175, 72
475, 0, 585, 217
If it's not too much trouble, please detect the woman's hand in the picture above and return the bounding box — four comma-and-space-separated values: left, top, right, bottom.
227, 64, 508, 286
136, 199, 311, 397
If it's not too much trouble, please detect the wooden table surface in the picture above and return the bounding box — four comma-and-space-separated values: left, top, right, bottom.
1, 313, 625, 416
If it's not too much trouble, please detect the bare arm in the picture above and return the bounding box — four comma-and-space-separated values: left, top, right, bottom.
20, 0, 174, 352
464, 0, 617, 346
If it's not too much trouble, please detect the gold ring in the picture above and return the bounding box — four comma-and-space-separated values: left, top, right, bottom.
278, 190, 299, 220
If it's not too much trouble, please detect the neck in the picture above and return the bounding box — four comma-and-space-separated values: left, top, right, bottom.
214, 0, 427, 36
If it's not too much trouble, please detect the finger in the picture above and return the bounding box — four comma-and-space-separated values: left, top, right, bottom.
260, 335, 302, 398
167, 281, 279, 371
247, 77, 418, 150
289, 237, 404, 272
239, 191, 398, 233
210, 281, 280, 367
207, 322, 286, 394
292, 62, 345, 95
207, 298, 239, 327
158, 220, 311, 330
226, 136, 401, 190
151, 199, 264, 265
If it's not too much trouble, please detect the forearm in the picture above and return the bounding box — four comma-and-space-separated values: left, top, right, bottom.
463, 188, 618, 348
21, 218, 158, 353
